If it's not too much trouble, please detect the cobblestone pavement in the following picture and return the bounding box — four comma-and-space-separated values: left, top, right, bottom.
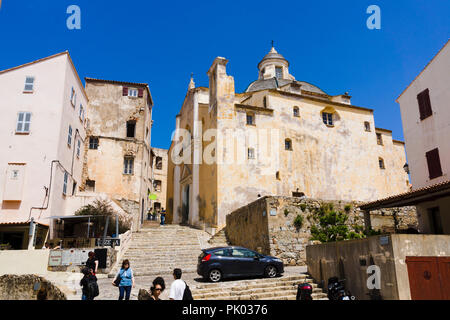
93, 266, 307, 301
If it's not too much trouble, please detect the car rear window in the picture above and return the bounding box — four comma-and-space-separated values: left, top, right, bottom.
213, 249, 231, 257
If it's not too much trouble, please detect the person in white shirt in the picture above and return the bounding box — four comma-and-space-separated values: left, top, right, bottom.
169, 268, 186, 300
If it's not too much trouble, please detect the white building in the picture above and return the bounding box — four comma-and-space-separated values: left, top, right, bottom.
0, 52, 88, 248
362, 39, 450, 235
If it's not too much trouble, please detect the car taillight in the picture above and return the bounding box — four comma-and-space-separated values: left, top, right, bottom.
202, 254, 211, 262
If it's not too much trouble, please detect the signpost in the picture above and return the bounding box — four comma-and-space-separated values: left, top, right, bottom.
95, 238, 120, 247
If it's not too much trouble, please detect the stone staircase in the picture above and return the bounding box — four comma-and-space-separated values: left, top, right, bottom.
109, 224, 214, 277
191, 274, 328, 300
207, 228, 230, 247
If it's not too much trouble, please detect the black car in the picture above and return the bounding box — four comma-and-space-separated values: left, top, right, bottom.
197, 246, 284, 282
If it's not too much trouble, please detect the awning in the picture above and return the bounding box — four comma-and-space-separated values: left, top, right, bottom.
359, 180, 450, 211
0, 222, 49, 228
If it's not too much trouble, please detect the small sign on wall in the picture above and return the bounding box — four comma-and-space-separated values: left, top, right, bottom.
270, 208, 277, 216
380, 236, 389, 246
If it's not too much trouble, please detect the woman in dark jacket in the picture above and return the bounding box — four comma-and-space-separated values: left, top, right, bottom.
85, 251, 99, 275
80, 267, 98, 300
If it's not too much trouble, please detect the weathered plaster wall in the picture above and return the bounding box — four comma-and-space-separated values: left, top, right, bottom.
397, 40, 450, 190
0, 53, 87, 237
84, 81, 152, 231
391, 234, 450, 300
0, 250, 50, 275
151, 147, 168, 211
306, 235, 399, 300
306, 234, 450, 300
167, 53, 409, 233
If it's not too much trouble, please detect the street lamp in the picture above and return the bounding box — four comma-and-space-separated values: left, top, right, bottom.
403, 163, 410, 174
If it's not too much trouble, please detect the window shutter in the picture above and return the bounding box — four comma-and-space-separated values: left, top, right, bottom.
123, 86, 128, 96
417, 89, 432, 120
426, 148, 443, 180
138, 88, 144, 97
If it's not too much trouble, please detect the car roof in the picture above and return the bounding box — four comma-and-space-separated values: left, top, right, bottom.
203, 246, 252, 252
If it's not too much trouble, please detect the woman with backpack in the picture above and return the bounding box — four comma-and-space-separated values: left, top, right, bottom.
80, 267, 99, 300
112, 259, 135, 300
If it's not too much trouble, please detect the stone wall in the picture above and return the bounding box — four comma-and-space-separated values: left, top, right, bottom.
0, 275, 66, 300
226, 196, 418, 266
226, 198, 270, 255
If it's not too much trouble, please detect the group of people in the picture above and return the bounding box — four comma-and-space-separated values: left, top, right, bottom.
79, 253, 190, 301
147, 208, 167, 225
111, 260, 189, 301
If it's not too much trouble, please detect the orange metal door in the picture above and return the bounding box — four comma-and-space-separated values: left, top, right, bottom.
406, 257, 443, 300
437, 257, 450, 300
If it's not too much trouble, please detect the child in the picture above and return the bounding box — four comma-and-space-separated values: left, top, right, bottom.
80, 267, 99, 300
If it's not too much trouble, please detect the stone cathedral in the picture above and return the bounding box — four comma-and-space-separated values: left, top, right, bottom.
166, 46, 409, 234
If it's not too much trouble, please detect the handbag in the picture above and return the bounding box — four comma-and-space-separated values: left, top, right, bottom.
113, 270, 123, 287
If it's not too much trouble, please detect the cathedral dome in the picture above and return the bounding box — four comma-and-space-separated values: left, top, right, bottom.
257, 46, 289, 70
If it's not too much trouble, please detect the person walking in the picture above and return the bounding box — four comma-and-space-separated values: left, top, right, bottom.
85, 251, 99, 275
112, 259, 135, 300
169, 268, 186, 300
80, 267, 99, 300
160, 208, 166, 226
149, 277, 165, 301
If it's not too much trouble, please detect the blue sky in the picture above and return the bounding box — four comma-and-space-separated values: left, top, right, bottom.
0, 0, 448, 149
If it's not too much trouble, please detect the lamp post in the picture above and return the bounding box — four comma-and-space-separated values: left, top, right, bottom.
403, 163, 410, 174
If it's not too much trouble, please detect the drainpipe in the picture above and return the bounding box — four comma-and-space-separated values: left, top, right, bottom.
27, 160, 60, 222
27, 217, 36, 250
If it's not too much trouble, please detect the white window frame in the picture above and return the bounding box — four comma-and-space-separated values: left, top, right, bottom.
323, 112, 333, 126
24, 76, 35, 92
128, 88, 138, 98
76, 139, 81, 158
16, 112, 32, 133
248, 148, 255, 159
124, 157, 134, 175
63, 172, 68, 195
246, 113, 254, 125
68, 125, 73, 147
275, 67, 283, 79
79, 104, 84, 122
70, 87, 76, 106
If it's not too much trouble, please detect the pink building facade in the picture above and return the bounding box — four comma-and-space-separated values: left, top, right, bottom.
0, 52, 88, 248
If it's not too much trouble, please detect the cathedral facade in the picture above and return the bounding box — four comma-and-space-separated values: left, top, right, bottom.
166, 47, 409, 233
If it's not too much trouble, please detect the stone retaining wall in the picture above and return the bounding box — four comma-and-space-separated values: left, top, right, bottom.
0, 275, 66, 300
226, 196, 418, 266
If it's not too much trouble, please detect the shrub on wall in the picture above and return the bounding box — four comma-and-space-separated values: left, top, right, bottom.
293, 215, 304, 231
309, 203, 365, 242
75, 199, 131, 236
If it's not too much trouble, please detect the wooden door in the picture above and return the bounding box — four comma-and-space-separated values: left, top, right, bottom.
437, 257, 450, 300
406, 257, 443, 300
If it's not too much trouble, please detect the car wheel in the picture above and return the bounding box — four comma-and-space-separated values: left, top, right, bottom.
209, 269, 222, 282
265, 265, 277, 278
